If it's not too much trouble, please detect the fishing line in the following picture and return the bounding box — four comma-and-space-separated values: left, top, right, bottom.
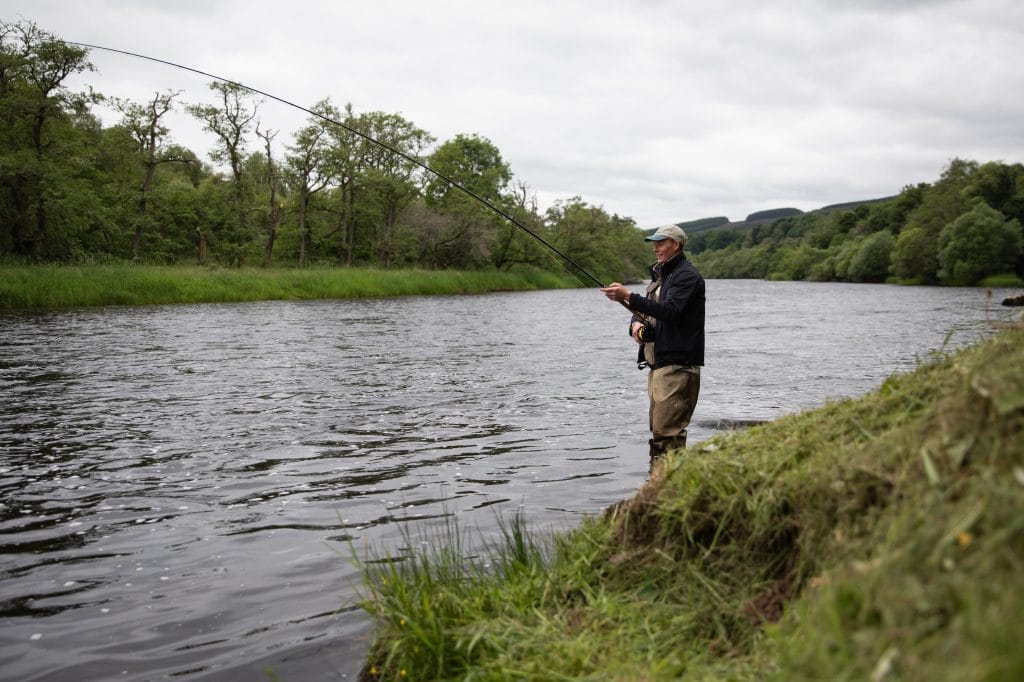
69, 41, 612, 290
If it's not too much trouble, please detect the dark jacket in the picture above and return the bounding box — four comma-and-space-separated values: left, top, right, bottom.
627, 253, 705, 368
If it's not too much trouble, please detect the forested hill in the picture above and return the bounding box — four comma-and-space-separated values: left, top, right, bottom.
677, 196, 897, 235
682, 159, 1024, 287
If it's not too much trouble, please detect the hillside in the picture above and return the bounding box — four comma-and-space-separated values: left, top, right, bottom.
358, 326, 1024, 680
671, 195, 895, 235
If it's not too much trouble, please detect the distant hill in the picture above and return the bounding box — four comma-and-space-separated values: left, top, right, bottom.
816, 196, 897, 214
678, 216, 731, 233
666, 197, 895, 235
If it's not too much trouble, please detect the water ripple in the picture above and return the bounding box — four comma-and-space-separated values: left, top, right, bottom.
0, 284, 1017, 680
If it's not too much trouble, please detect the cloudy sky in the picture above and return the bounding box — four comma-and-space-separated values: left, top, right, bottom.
5, 0, 1024, 227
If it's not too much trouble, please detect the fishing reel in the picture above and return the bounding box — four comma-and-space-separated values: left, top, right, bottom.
637, 324, 655, 342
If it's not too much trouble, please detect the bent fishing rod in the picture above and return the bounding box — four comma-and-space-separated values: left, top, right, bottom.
70, 41, 629, 301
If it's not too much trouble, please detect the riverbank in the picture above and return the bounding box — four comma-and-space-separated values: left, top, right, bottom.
0, 264, 579, 310
357, 326, 1024, 680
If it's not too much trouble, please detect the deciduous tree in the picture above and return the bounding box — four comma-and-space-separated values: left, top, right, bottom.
422, 134, 511, 269
890, 226, 938, 284
938, 201, 1022, 285
847, 230, 895, 283
0, 20, 95, 258
113, 91, 196, 259
357, 111, 433, 266
187, 82, 260, 264
285, 100, 338, 267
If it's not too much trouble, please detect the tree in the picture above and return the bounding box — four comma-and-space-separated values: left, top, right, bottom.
422, 134, 511, 269
490, 180, 548, 271
904, 158, 978, 239
113, 91, 196, 259
771, 243, 828, 281
937, 201, 1022, 285
890, 226, 938, 284
0, 20, 95, 259
320, 103, 376, 265
831, 237, 862, 281
187, 82, 260, 264
847, 230, 895, 282
285, 101, 336, 267
357, 111, 434, 266
254, 125, 284, 265
963, 161, 1024, 225
545, 197, 650, 283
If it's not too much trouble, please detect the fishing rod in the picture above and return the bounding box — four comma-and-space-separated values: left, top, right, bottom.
69, 41, 618, 293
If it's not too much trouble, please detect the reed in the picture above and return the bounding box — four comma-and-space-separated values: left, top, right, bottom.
357, 328, 1024, 680
0, 264, 578, 310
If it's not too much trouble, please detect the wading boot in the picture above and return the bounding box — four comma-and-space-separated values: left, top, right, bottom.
648, 439, 667, 474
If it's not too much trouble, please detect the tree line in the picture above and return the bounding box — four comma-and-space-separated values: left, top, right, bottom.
0, 20, 650, 284
689, 158, 1024, 286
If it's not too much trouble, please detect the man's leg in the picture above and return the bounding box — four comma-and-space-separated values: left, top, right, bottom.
648, 365, 701, 460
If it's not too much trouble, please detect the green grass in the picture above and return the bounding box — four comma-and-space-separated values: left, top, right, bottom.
356, 327, 1024, 680
0, 264, 578, 310
978, 273, 1024, 288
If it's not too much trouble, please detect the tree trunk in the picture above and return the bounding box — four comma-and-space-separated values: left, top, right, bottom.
298, 194, 309, 268
131, 221, 145, 260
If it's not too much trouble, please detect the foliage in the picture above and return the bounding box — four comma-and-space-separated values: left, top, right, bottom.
0, 20, 96, 260
937, 200, 1022, 286
847, 229, 895, 282
687, 227, 744, 255
745, 207, 802, 222
680, 216, 730, 232
890, 226, 938, 284
421, 133, 512, 269
358, 328, 1024, 680
544, 196, 651, 284
692, 158, 1024, 286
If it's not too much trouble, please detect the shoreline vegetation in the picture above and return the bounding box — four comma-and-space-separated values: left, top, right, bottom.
356, 327, 1024, 680
2, 264, 1021, 313
0, 264, 579, 311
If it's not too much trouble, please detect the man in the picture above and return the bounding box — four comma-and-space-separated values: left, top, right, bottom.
601, 224, 706, 465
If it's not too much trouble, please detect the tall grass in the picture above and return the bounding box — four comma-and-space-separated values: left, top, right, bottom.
978, 272, 1024, 287
0, 264, 578, 310
356, 511, 554, 680
357, 328, 1024, 680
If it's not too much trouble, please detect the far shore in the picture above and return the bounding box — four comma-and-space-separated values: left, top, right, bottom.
0, 264, 580, 311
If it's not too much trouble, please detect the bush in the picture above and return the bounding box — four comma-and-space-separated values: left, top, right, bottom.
938, 201, 1022, 285
847, 231, 895, 282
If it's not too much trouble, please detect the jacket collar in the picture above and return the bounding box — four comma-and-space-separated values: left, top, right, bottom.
648, 251, 685, 280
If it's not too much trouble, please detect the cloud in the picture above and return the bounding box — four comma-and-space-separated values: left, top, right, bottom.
4, 0, 1023, 226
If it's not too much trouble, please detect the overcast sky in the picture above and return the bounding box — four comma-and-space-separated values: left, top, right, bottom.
5, 0, 1024, 227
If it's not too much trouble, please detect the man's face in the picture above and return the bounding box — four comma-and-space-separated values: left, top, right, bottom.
653, 238, 681, 264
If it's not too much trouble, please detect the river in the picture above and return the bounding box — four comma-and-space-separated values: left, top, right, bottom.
0, 280, 1019, 680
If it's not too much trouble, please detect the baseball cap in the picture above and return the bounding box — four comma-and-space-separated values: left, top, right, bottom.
644, 224, 688, 244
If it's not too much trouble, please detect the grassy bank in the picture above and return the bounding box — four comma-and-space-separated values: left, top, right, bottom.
357, 326, 1024, 680
0, 264, 579, 310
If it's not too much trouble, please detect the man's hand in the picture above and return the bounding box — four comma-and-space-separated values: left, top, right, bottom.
601, 283, 630, 303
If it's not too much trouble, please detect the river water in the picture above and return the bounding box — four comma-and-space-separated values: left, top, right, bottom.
0, 280, 1019, 680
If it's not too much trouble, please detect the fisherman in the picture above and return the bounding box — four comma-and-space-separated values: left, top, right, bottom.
601, 224, 705, 466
